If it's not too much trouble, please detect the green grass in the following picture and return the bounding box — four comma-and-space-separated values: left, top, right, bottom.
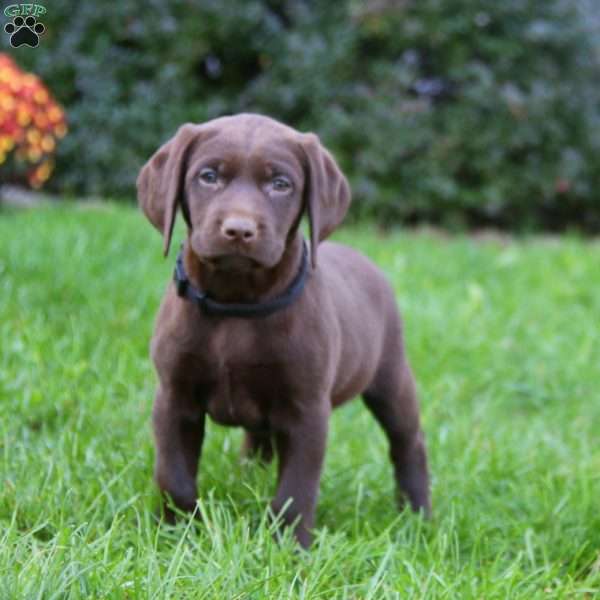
1, 203, 600, 599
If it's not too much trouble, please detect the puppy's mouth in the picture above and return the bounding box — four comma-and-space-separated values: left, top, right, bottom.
190, 232, 284, 271
200, 253, 263, 272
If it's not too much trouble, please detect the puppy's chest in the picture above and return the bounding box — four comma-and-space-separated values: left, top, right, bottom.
193, 330, 297, 429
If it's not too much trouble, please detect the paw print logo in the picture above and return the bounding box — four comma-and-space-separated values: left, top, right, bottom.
4, 15, 45, 48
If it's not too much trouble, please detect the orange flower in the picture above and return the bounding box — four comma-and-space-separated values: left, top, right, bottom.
0, 53, 67, 188
41, 135, 55, 152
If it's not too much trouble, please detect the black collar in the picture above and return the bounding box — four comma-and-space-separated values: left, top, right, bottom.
174, 241, 310, 318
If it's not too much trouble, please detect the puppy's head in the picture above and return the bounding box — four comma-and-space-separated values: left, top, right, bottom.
137, 113, 350, 269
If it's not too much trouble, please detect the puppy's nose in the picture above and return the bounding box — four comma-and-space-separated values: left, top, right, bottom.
221, 217, 258, 242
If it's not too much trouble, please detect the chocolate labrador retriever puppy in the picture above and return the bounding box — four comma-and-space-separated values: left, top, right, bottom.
137, 113, 430, 548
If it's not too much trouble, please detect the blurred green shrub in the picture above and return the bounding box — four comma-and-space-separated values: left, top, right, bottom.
5, 0, 600, 230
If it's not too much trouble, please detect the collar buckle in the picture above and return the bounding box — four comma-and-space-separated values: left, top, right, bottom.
174, 253, 189, 297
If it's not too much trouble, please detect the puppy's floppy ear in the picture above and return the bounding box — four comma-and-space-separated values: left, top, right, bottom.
137, 123, 202, 257
300, 133, 351, 268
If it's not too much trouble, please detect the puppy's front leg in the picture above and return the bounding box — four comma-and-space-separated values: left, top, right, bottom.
152, 385, 205, 522
271, 405, 330, 548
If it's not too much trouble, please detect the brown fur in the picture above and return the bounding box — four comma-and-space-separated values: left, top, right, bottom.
137, 113, 430, 548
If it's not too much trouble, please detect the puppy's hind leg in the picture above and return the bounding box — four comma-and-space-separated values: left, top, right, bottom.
241, 430, 274, 464
363, 353, 431, 516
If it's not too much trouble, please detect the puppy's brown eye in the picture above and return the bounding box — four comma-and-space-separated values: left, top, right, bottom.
199, 168, 218, 185
272, 176, 292, 192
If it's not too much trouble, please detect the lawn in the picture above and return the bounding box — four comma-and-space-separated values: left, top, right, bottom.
1, 203, 599, 599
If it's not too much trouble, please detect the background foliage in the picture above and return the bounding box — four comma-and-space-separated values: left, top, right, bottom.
3, 0, 600, 230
